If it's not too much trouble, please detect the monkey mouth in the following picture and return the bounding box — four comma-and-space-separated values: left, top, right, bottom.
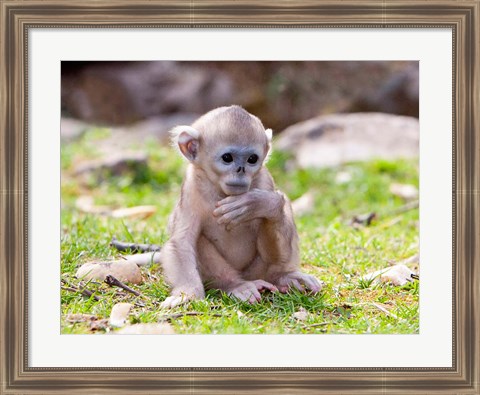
224, 182, 250, 195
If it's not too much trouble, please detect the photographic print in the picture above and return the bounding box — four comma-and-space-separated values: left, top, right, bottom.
3, 0, 479, 392
60, 61, 419, 335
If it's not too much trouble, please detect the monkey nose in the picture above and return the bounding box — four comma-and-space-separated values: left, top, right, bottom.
236, 166, 245, 173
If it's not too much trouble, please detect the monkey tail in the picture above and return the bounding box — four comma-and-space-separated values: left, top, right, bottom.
109, 237, 162, 267
110, 237, 161, 253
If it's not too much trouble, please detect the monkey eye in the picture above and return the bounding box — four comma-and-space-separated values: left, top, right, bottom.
247, 154, 259, 164
222, 153, 234, 163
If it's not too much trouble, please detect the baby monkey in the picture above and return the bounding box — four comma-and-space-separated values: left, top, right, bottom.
128, 105, 322, 308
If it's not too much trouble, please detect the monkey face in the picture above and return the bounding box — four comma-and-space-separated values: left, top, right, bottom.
171, 106, 272, 197
212, 145, 265, 196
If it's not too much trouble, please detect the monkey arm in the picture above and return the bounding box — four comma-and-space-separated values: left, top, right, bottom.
255, 192, 324, 294
213, 188, 303, 274
160, 217, 205, 308
213, 189, 285, 230
256, 191, 300, 270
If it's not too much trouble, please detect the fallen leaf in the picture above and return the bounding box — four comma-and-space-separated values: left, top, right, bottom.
397, 253, 419, 266
76, 195, 156, 219
110, 205, 156, 219
362, 264, 418, 287
90, 319, 109, 332
292, 307, 308, 321
65, 313, 98, 323
76, 195, 110, 215
370, 303, 399, 320
109, 303, 133, 328
76, 260, 143, 284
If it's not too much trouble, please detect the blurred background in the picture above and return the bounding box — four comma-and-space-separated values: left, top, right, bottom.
61, 61, 419, 169
62, 61, 418, 128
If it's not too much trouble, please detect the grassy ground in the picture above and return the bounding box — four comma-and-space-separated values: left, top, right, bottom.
61, 127, 419, 334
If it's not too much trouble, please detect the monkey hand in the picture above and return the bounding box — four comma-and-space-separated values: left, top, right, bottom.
227, 280, 278, 304
160, 287, 205, 309
214, 189, 284, 230
275, 271, 324, 294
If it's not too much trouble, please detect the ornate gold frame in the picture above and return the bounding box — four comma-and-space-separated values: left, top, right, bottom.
1, 1, 479, 393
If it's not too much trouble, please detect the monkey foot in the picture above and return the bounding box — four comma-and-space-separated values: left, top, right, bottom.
160, 289, 204, 309
228, 280, 278, 304
275, 272, 324, 294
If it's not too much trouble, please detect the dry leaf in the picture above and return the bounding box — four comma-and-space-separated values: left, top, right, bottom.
65, 313, 98, 323
110, 205, 156, 219
76, 195, 156, 219
90, 319, 109, 331
292, 307, 309, 321
371, 303, 399, 320
76, 195, 110, 215
362, 264, 417, 287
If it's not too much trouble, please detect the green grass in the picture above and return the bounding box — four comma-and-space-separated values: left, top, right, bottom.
61, 128, 419, 334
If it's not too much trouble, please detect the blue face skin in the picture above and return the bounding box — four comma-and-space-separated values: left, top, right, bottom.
214, 145, 264, 195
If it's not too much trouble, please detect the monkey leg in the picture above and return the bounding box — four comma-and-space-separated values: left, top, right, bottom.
122, 251, 161, 266
160, 239, 205, 309
227, 280, 278, 304
251, 193, 324, 295
198, 236, 277, 304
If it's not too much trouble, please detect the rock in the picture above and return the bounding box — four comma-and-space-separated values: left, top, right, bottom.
109, 113, 199, 144
275, 113, 419, 168
109, 303, 133, 328
60, 118, 89, 142
62, 61, 417, 131
76, 260, 143, 284
74, 151, 148, 176
350, 63, 419, 117
62, 61, 233, 125
115, 323, 175, 335
204, 61, 418, 131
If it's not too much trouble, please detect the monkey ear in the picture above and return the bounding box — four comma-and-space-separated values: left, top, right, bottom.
262, 128, 273, 163
265, 128, 273, 142
170, 126, 200, 162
